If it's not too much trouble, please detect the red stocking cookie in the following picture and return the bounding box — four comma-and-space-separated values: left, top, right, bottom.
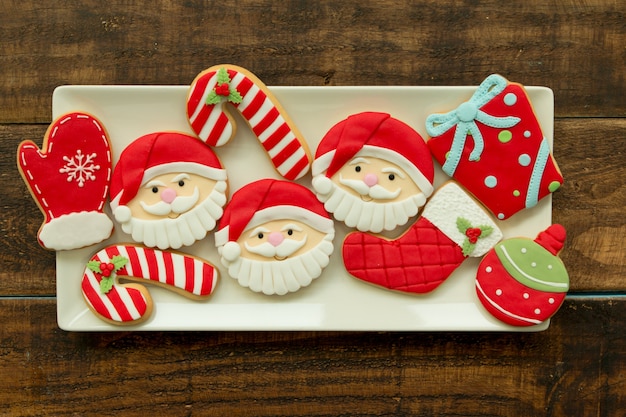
187, 64, 311, 180
17, 112, 113, 250
475, 224, 569, 326
343, 181, 503, 294
425, 74, 563, 220
81, 244, 219, 325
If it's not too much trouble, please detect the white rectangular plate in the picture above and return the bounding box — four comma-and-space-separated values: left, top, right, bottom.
53, 84, 554, 331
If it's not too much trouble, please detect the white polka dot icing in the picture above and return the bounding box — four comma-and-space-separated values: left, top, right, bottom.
484, 175, 497, 188
523, 130, 531, 138
534, 308, 541, 315
518, 154, 531, 166
521, 248, 527, 254
496, 289, 503, 296
523, 293, 530, 299
504, 93, 518, 106
486, 266, 493, 273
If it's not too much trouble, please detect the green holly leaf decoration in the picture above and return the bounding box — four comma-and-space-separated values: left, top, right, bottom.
461, 240, 475, 257
205, 91, 221, 105
87, 260, 102, 274
216, 67, 231, 84
479, 225, 494, 238
100, 277, 114, 294
111, 255, 128, 270
456, 217, 473, 233
228, 89, 243, 104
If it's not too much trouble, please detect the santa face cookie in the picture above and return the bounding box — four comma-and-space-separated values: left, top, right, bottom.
109, 132, 228, 250
17, 112, 114, 250
215, 179, 335, 296
425, 74, 563, 220
312, 112, 434, 233
475, 224, 569, 326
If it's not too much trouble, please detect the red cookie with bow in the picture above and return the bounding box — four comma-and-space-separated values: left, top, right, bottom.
425, 74, 563, 220
17, 112, 114, 250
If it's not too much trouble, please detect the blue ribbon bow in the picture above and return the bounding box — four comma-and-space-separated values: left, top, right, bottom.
425, 74, 521, 176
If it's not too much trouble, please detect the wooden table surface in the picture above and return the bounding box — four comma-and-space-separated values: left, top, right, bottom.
1, 1, 624, 416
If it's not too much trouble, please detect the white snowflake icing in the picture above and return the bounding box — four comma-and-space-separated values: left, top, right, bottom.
59, 150, 100, 187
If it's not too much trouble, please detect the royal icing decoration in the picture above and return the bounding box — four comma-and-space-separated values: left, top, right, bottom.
343, 181, 502, 294
215, 179, 335, 296
82, 244, 219, 325
475, 224, 569, 326
109, 132, 228, 250
17, 112, 114, 250
312, 112, 434, 233
187, 64, 312, 181
425, 74, 563, 220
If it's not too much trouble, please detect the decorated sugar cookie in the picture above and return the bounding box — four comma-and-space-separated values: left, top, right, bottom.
475, 224, 569, 326
343, 181, 503, 294
17, 112, 114, 250
109, 132, 228, 250
215, 179, 335, 296
81, 244, 219, 325
425, 74, 563, 220
312, 112, 434, 233
187, 64, 311, 180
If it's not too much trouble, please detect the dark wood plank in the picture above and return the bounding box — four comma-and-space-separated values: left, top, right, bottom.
0, 297, 624, 416
1, 0, 624, 123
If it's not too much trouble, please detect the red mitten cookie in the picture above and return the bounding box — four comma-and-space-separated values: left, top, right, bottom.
82, 244, 219, 325
17, 112, 113, 250
343, 181, 502, 294
475, 224, 569, 327
425, 74, 563, 220
187, 64, 311, 180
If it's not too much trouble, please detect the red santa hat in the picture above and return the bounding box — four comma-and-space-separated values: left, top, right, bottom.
311, 112, 434, 197
109, 132, 227, 222
214, 179, 334, 262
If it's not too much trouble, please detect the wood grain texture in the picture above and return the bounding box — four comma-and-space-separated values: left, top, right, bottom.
1, 1, 625, 415
0, 0, 625, 123
0, 297, 624, 416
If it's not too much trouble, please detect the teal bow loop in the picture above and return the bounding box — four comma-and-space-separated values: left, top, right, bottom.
425, 74, 521, 176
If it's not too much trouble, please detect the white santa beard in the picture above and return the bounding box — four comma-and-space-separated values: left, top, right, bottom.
222, 234, 334, 296
316, 179, 426, 233
121, 184, 227, 250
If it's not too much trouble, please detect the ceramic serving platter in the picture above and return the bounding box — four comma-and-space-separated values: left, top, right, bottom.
53, 83, 554, 331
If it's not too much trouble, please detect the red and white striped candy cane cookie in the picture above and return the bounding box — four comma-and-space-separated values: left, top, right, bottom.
186, 64, 311, 181
81, 244, 219, 325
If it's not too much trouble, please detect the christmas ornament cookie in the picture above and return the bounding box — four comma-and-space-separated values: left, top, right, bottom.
17, 112, 114, 250
81, 244, 219, 325
312, 112, 434, 233
187, 64, 311, 180
343, 181, 503, 294
425, 74, 563, 220
109, 132, 228, 250
475, 224, 569, 327
215, 179, 335, 296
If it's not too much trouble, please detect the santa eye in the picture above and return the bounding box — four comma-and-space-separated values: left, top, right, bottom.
257, 233, 264, 239
151, 187, 159, 193
355, 166, 361, 173
388, 174, 395, 181
178, 180, 185, 187
287, 229, 293, 236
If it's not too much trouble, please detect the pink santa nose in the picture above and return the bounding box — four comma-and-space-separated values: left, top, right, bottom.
363, 173, 378, 187
268, 231, 284, 247
160, 187, 177, 204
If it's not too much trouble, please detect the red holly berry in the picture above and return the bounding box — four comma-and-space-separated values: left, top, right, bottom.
215, 83, 230, 96
465, 227, 482, 244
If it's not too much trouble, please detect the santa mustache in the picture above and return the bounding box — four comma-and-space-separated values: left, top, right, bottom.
244, 236, 307, 259
140, 186, 200, 216
338, 175, 401, 200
